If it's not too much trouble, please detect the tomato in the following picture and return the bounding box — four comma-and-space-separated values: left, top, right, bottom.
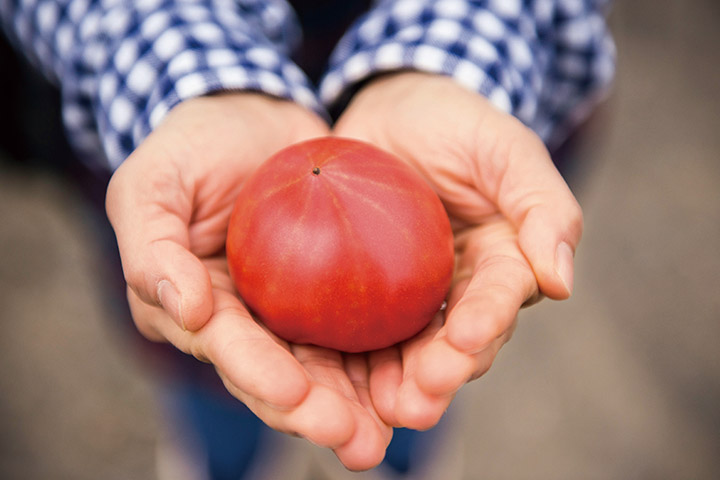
226, 137, 454, 352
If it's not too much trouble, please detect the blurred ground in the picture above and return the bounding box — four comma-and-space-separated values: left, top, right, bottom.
1, 1, 719, 479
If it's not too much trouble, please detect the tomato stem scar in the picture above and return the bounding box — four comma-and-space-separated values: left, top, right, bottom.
312, 167, 321, 175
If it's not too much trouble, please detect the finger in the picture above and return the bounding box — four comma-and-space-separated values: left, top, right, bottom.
132, 286, 351, 447
395, 326, 513, 430
377, 315, 446, 430
367, 347, 403, 426
289, 347, 392, 469
364, 315, 443, 430
414, 336, 476, 395
517, 204, 582, 299
291, 345, 353, 399
486, 119, 583, 299
403, 220, 531, 401
395, 378, 453, 431
415, 326, 512, 397
107, 158, 213, 332
332, 354, 393, 471
222, 378, 358, 450
127, 287, 168, 343
131, 275, 385, 461
445, 221, 537, 354
223, 350, 389, 470
128, 278, 311, 410
344, 354, 392, 442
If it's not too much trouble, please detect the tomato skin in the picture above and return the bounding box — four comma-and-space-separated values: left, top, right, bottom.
226, 137, 454, 352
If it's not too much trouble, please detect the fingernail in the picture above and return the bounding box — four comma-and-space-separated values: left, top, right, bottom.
157, 280, 185, 330
555, 242, 575, 296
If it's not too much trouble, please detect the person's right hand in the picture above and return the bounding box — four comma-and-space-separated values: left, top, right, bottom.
105, 93, 393, 471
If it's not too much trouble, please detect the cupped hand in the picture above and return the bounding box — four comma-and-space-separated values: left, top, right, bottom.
105, 93, 392, 470
333, 72, 583, 429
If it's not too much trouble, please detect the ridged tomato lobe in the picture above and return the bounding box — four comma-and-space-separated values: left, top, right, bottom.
226, 137, 453, 352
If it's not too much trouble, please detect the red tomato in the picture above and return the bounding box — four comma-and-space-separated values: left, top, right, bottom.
226, 137, 454, 352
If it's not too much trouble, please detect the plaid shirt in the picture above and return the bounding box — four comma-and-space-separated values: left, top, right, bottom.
1, 0, 615, 169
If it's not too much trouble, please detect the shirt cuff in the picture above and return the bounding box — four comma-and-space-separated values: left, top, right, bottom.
62, 0, 321, 168
319, 0, 615, 147
319, 0, 537, 117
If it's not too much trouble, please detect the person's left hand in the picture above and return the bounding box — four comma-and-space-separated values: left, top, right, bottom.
333, 72, 583, 429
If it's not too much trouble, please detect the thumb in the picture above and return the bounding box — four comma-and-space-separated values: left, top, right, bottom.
492, 124, 583, 299
515, 200, 582, 299
106, 162, 213, 332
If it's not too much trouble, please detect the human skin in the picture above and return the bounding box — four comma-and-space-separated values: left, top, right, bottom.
106, 93, 392, 470
105, 72, 582, 469
333, 72, 582, 429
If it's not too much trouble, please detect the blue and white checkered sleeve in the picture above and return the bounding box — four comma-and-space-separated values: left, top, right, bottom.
319, 0, 615, 148
0, 0, 321, 169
